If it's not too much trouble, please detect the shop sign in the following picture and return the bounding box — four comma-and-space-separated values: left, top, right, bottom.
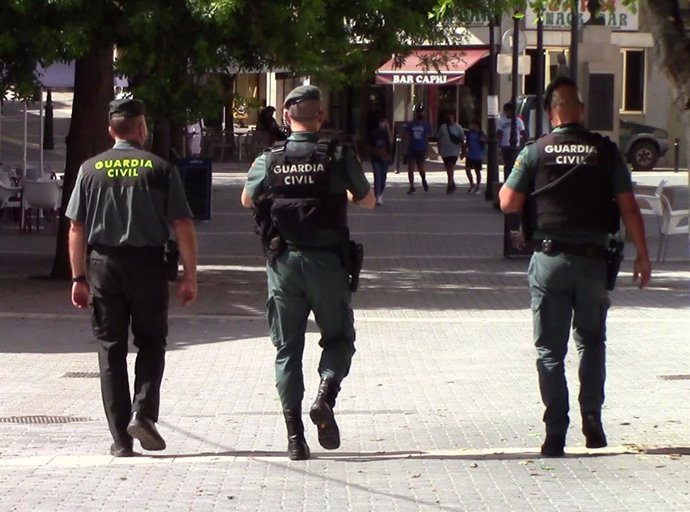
390, 73, 462, 85
525, 1, 638, 31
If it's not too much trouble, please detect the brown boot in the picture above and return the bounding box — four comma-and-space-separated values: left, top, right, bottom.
309, 377, 341, 450
283, 409, 310, 460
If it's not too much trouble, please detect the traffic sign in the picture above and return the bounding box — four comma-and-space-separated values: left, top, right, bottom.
497, 54, 531, 75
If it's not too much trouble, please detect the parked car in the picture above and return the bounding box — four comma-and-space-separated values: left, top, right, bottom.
618, 120, 669, 171
517, 95, 669, 170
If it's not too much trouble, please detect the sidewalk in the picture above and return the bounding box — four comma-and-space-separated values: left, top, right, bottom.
1, 162, 689, 510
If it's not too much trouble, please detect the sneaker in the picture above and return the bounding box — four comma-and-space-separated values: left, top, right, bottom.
466, 185, 475, 194
473, 186, 481, 194
422, 179, 429, 192
446, 182, 456, 194
378, 194, 383, 205
375, 196, 382, 205
407, 187, 416, 195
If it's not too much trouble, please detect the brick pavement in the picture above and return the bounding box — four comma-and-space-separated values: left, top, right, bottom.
0, 165, 689, 511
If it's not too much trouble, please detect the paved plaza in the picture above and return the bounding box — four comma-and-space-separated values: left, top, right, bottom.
1, 98, 690, 510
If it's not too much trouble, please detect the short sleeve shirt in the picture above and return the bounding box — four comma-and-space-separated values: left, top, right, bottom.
244, 131, 371, 246
498, 116, 525, 147
437, 123, 464, 158
406, 121, 431, 152
65, 141, 192, 247
505, 124, 633, 246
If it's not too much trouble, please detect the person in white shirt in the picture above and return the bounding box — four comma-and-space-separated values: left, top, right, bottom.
497, 102, 526, 179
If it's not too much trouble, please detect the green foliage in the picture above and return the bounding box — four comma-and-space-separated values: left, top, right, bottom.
0, 0, 643, 121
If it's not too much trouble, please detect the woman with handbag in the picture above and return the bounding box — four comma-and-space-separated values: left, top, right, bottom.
437, 113, 466, 194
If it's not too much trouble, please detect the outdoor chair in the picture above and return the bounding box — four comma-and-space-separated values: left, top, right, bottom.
658, 193, 689, 263
635, 179, 667, 241
0, 176, 22, 222
21, 179, 62, 233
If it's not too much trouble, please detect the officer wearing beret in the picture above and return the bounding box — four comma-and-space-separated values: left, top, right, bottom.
499, 77, 651, 457
241, 85, 375, 460
66, 98, 199, 457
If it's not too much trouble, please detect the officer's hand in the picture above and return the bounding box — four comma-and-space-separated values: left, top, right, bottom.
632, 256, 652, 289
177, 276, 197, 306
71, 282, 89, 309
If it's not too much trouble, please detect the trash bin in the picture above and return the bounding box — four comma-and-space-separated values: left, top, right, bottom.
179, 158, 212, 220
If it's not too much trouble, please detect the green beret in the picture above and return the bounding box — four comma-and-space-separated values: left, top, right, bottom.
284, 85, 322, 108
109, 98, 146, 119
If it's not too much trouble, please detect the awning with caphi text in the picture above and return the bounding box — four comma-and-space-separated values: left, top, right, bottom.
375, 49, 489, 86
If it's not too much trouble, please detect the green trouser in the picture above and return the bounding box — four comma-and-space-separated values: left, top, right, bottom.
528, 251, 610, 436
266, 247, 356, 411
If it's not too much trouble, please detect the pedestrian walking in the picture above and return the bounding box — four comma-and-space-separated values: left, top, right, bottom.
65, 98, 199, 457
436, 113, 465, 194
240, 85, 375, 461
497, 102, 526, 179
464, 119, 487, 194
498, 77, 651, 457
404, 108, 432, 194
368, 112, 393, 205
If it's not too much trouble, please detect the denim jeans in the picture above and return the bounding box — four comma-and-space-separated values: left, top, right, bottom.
371, 157, 389, 198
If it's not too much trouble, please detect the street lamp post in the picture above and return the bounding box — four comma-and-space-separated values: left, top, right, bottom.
485, 14, 500, 201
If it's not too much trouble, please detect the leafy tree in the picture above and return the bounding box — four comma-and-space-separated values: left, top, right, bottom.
2, 0, 492, 278
6, 0, 682, 279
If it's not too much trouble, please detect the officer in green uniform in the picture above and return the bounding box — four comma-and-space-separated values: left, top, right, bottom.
241, 85, 375, 460
499, 77, 651, 457
66, 99, 199, 457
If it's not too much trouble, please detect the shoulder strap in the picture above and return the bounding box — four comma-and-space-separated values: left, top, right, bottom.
531, 132, 599, 198
270, 140, 288, 155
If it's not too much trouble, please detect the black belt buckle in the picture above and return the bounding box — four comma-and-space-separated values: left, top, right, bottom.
541, 239, 553, 254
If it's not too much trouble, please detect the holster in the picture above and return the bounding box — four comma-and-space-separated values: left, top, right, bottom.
164, 239, 180, 282
338, 240, 364, 292
606, 239, 625, 291
253, 196, 286, 266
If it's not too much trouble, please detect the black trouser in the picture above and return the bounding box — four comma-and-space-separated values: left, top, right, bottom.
88, 245, 168, 446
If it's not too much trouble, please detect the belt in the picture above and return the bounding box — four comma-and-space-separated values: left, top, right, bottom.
535, 239, 607, 259
287, 243, 341, 252
89, 244, 164, 260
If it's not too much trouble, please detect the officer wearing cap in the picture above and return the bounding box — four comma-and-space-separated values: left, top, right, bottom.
499, 77, 651, 457
241, 84, 375, 460
66, 98, 199, 457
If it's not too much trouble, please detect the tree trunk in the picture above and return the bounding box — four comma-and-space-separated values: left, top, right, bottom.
151, 117, 171, 160
50, 46, 114, 279
642, 0, 690, 171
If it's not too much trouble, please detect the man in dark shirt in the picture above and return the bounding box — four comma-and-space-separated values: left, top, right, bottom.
66, 99, 198, 457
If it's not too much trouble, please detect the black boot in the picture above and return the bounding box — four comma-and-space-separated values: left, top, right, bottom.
582, 412, 607, 449
283, 410, 310, 461
309, 377, 341, 450
540, 434, 566, 457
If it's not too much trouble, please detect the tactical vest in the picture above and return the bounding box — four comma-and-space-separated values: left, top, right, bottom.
528, 130, 619, 236
265, 139, 348, 236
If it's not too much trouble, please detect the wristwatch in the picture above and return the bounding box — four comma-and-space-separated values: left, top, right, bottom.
72, 275, 87, 283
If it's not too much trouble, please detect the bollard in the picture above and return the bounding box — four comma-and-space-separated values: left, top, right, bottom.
673, 137, 679, 173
